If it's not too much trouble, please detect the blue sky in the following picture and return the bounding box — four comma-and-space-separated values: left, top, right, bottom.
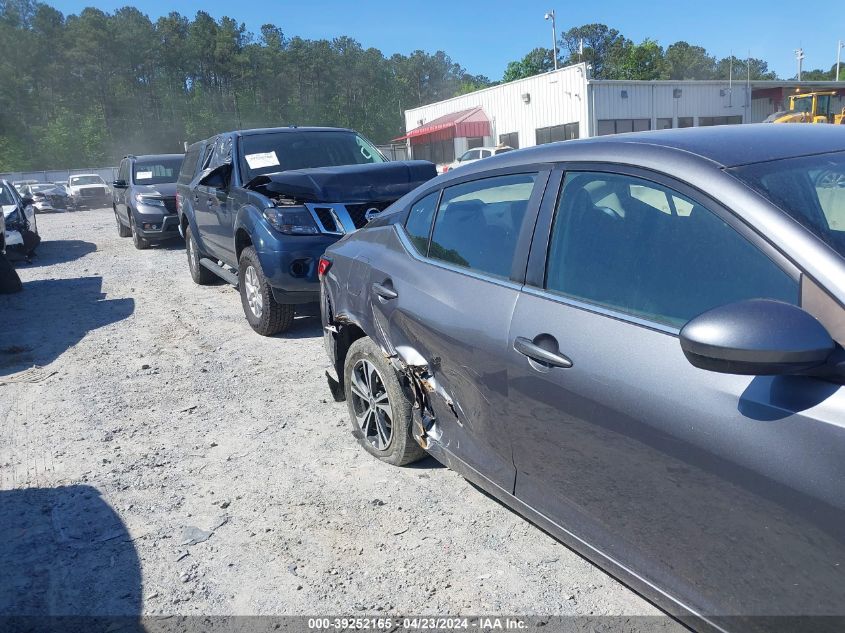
49, 0, 839, 80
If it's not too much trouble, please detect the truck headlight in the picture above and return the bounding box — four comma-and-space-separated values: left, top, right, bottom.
135, 193, 165, 207
263, 206, 319, 235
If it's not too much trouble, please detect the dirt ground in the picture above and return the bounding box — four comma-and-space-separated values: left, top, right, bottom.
0, 209, 682, 628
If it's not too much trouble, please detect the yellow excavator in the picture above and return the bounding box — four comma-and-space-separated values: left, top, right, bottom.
765, 91, 845, 124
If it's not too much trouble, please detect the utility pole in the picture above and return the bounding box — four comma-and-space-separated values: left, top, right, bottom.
837, 40, 844, 81
544, 10, 558, 71
795, 48, 804, 81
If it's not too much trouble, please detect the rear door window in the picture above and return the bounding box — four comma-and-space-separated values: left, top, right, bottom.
404, 192, 439, 254
428, 173, 537, 279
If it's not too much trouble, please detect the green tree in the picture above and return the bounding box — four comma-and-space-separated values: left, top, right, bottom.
559, 23, 629, 78
714, 56, 777, 80
611, 39, 668, 80
665, 41, 715, 79
502, 47, 554, 82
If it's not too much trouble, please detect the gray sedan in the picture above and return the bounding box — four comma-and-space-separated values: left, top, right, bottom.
319, 124, 845, 632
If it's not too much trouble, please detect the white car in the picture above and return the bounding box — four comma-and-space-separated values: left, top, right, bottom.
67, 173, 112, 209
1, 179, 38, 251
443, 145, 514, 173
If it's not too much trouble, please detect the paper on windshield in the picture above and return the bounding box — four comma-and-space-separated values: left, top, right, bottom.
136, 171, 153, 180
245, 151, 280, 170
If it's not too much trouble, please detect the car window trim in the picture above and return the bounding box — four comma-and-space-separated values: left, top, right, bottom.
397, 166, 552, 286
525, 162, 802, 334
394, 225, 525, 292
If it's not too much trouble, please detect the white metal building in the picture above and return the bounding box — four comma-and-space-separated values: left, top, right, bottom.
398, 63, 845, 165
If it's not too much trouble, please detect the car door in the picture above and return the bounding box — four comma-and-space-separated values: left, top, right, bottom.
506, 167, 845, 627
195, 136, 237, 263
115, 159, 129, 222
368, 169, 550, 491
192, 137, 222, 256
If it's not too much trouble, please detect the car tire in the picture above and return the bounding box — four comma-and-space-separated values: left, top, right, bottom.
185, 225, 214, 285
0, 252, 22, 294
115, 207, 131, 237
343, 337, 427, 466
130, 213, 150, 250
238, 246, 294, 336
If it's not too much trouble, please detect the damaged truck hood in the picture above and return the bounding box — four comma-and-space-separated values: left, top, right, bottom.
244, 161, 436, 203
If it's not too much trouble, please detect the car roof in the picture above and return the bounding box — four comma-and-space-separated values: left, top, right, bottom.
69, 173, 103, 177
128, 153, 184, 161
231, 126, 355, 138
447, 124, 845, 181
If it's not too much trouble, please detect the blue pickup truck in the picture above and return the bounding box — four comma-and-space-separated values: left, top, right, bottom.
176, 127, 435, 335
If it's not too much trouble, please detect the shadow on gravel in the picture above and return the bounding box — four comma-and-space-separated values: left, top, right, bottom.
0, 276, 134, 377
9, 239, 96, 269
0, 485, 143, 631
281, 314, 323, 339
146, 238, 184, 251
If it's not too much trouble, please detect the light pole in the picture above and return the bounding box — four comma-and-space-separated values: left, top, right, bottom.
837, 40, 844, 81
795, 48, 804, 81
544, 10, 558, 71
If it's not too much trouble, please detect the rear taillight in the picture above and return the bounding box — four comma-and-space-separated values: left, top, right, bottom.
317, 257, 332, 278
175, 191, 182, 212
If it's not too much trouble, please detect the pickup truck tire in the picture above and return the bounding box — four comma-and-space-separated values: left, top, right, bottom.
114, 208, 131, 237
185, 225, 215, 285
130, 214, 150, 250
343, 337, 427, 466
238, 246, 294, 336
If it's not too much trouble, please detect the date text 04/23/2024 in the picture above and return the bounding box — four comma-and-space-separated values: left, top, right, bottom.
307, 617, 527, 630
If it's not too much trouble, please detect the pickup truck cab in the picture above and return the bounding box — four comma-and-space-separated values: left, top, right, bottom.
176, 127, 435, 336
67, 173, 111, 209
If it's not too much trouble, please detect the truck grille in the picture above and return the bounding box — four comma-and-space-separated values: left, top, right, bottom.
163, 198, 177, 214
313, 207, 339, 233
80, 187, 108, 198
306, 201, 393, 235
345, 201, 392, 228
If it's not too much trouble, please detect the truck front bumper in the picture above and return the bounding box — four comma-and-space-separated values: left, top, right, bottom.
254, 231, 338, 305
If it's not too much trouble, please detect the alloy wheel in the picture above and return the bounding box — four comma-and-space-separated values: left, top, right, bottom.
244, 265, 263, 318
350, 359, 394, 450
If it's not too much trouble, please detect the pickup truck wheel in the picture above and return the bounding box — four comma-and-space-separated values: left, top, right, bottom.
115, 208, 131, 237
238, 246, 294, 336
185, 225, 214, 285
130, 214, 150, 250
343, 337, 427, 466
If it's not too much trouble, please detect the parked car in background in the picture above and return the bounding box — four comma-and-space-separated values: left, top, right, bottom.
67, 173, 111, 209
112, 153, 183, 249
320, 124, 845, 632
23, 182, 70, 213
0, 201, 22, 293
12, 179, 37, 194
177, 127, 436, 335
443, 145, 513, 173
1, 179, 39, 261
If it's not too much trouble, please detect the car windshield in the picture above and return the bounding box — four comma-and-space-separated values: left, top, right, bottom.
239, 130, 386, 181
133, 157, 182, 185
0, 185, 16, 206
730, 152, 845, 258
30, 184, 54, 193
70, 175, 105, 186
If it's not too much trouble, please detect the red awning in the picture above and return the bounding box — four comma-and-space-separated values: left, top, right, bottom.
393, 107, 490, 142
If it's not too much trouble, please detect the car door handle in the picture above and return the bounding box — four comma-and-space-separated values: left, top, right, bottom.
372, 282, 398, 300
514, 336, 573, 369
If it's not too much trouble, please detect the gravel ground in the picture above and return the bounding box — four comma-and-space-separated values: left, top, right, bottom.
0, 209, 682, 628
